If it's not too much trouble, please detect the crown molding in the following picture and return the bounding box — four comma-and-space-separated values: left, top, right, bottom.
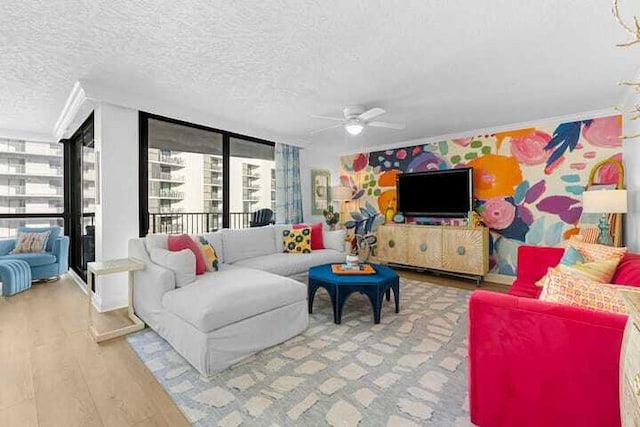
338, 107, 619, 156
78, 80, 308, 148
53, 82, 96, 141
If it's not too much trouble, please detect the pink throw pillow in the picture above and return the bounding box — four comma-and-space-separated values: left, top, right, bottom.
293, 222, 324, 249
168, 234, 206, 275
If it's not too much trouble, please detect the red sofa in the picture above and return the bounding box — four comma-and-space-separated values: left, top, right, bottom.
469, 245, 640, 427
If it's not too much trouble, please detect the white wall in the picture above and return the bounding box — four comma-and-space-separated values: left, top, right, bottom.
299, 145, 343, 224
623, 120, 640, 252
93, 102, 139, 311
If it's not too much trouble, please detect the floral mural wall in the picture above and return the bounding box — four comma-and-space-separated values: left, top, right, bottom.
339, 115, 623, 276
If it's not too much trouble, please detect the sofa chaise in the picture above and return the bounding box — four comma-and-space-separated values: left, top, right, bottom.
469, 245, 640, 427
128, 225, 346, 376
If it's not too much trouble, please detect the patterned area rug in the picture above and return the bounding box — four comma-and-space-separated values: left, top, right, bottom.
127, 279, 473, 426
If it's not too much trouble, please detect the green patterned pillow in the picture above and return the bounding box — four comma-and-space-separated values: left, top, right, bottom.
196, 236, 219, 272
282, 228, 312, 254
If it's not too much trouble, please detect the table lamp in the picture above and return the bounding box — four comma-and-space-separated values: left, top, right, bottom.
581, 189, 627, 246
331, 185, 352, 229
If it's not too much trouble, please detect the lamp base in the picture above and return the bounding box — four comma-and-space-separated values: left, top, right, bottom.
596, 214, 613, 246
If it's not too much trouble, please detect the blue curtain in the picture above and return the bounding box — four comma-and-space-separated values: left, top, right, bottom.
275, 143, 303, 224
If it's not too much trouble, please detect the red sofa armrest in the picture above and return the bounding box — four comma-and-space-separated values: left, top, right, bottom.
469, 290, 626, 427
509, 245, 564, 298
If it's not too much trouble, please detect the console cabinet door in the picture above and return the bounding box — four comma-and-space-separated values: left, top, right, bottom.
441, 228, 486, 275
377, 226, 408, 264
406, 227, 442, 269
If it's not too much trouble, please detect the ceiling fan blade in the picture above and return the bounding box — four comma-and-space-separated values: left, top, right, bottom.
358, 107, 386, 122
310, 124, 343, 134
311, 114, 344, 122
368, 121, 406, 130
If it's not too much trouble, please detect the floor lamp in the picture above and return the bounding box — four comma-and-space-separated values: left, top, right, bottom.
582, 189, 628, 246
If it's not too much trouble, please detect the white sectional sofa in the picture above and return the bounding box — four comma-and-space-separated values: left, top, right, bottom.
128, 224, 346, 376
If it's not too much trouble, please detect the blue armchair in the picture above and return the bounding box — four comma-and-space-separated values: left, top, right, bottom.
0, 226, 69, 281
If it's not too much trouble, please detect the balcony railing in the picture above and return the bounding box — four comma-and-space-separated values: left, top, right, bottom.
148, 211, 270, 234
204, 162, 222, 171
151, 172, 185, 182
149, 189, 185, 199
157, 155, 185, 166
0, 143, 62, 157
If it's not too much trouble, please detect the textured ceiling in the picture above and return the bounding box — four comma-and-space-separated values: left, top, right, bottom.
0, 0, 637, 149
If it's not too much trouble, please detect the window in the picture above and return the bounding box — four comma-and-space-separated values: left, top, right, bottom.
0, 138, 65, 238
139, 113, 275, 235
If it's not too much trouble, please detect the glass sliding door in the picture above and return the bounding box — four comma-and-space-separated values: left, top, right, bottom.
138, 113, 276, 236
65, 114, 95, 281
0, 138, 64, 237
144, 117, 223, 235
229, 137, 276, 228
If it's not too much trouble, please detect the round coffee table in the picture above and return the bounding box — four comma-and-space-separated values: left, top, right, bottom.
308, 263, 399, 324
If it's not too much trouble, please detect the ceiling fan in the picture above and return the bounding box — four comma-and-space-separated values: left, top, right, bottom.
310, 105, 405, 136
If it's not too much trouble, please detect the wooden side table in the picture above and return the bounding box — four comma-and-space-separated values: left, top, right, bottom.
620, 290, 640, 426
87, 258, 145, 343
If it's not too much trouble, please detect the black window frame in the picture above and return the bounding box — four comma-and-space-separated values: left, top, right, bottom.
138, 112, 276, 237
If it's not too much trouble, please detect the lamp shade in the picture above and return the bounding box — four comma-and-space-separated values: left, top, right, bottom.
582, 189, 628, 214
331, 185, 352, 201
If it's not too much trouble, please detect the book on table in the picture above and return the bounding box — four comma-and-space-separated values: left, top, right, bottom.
331, 264, 376, 275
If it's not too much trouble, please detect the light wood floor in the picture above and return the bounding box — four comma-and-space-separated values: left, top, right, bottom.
0, 269, 507, 427
0, 276, 190, 427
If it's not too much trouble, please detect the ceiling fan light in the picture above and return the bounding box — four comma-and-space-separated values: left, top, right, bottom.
345, 120, 364, 135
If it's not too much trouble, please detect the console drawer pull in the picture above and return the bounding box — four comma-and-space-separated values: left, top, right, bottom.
419, 243, 428, 252
388, 240, 395, 248
457, 246, 466, 255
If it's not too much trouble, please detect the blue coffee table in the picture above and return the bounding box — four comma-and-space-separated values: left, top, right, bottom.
308, 263, 399, 324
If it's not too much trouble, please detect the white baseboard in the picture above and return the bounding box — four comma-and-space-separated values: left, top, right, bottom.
484, 273, 515, 286
67, 269, 107, 312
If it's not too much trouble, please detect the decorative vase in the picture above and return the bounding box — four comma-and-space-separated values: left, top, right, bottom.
346, 254, 359, 266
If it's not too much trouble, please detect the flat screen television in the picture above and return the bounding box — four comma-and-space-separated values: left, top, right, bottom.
396, 168, 473, 217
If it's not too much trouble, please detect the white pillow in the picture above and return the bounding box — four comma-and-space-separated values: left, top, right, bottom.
150, 248, 196, 287
145, 234, 168, 253
323, 229, 346, 252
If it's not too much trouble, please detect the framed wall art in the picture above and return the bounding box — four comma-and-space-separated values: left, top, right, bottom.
311, 169, 331, 215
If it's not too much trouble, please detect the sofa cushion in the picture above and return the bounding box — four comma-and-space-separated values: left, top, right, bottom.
612, 252, 640, 287
293, 222, 324, 249
233, 249, 346, 277
272, 224, 289, 252
162, 267, 306, 333
282, 228, 312, 254
193, 236, 219, 272
150, 248, 196, 287
11, 230, 51, 254
323, 229, 346, 252
145, 234, 168, 253
168, 234, 206, 275
539, 269, 639, 315
18, 226, 60, 252
1, 252, 57, 267
202, 232, 224, 263
567, 236, 627, 263
220, 227, 276, 263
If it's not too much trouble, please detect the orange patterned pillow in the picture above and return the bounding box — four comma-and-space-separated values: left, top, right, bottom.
555, 257, 620, 283
535, 257, 619, 289
567, 235, 627, 263
539, 269, 639, 315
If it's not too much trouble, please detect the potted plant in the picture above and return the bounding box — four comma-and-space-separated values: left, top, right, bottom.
322, 205, 340, 231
